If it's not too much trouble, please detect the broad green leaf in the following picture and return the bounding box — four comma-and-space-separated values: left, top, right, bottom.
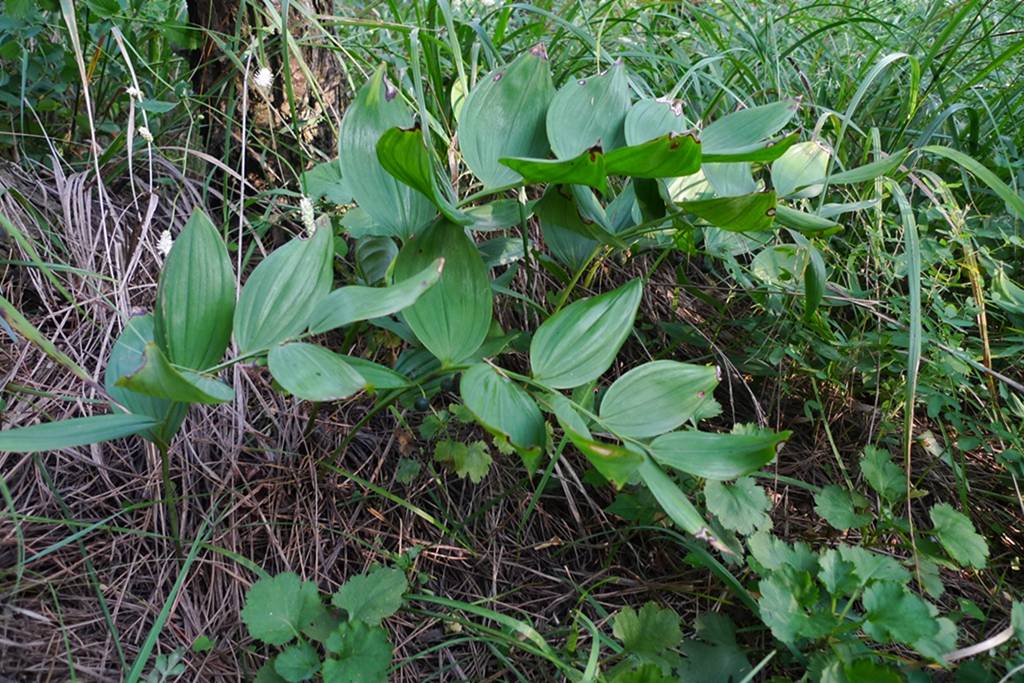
117, 342, 234, 404
339, 65, 435, 239
547, 62, 630, 159
460, 363, 546, 453
536, 185, 599, 270
637, 457, 706, 534
862, 581, 939, 645
302, 159, 353, 205
308, 258, 444, 334
929, 503, 988, 569
664, 167, 714, 203
544, 392, 592, 439
648, 429, 789, 480
678, 613, 752, 682
501, 147, 607, 193
274, 642, 320, 682
604, 132, 701, 178
771, 140, 830, 198
322, 621, 392, 683
465, 199, 531, 232
392, 220, 492, 365
459, 44, 555, 188
154, 208, 235, 370
705, 477, 771, 535
610, 664, 675, 683
703, 162, 756, 197
241, 573, 322, 646
612, 602, 682, 656
773, 205, 841, 235
624, 98, 687, 145
268, 343, 366, 402
105, 314, 187, 445
757, 570, 813, 644
679, 193, 777, 232
531, 278, 642, 389
376, 125, 468, 224
337, 356, 409, 390
751, 244, 806, 290
913, 616, 958, 663
331, 567, 408, 626
234, 225, 333, 354
254, 663, 289, 683
599, 360, 719, 438
700, 101, 798, 155
434, 439, 492, 483
860, 446, 906, 502
813, 485, 872, 530
0, 414, 157, 453
802, 238, 827, 320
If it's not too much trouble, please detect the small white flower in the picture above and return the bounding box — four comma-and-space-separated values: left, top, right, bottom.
254, 67, 273, 90
126, 85, 143, 100
138, 126, 153, 143
156, 230, 174, 257
299, 196, 316, 237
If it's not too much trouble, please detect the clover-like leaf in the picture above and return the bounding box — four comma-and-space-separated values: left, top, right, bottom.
331, 567, 408, 626
241, 573, 322, 646
813, 485, 872, 530
274, 642, 321, 682
929, 503, 988, 569
433, 439, 493, 483
323, 621, 392, 683
612, 602, 682, 657
704, 477, 771, 536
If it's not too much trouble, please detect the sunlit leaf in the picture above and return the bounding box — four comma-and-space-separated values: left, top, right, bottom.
648, 429, 789, 480
547, 62, 630, 159
268, 343, 366, 402
598, 361, 719, 438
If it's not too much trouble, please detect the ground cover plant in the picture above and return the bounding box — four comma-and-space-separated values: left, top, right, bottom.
1, 0, 1024, 680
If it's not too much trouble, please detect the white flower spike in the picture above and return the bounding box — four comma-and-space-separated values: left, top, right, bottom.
156, 230, 174, 257
254, 67, 273, 90
138, 126, 154, 143
126, 85, 143, 100
299, 197, 316, 238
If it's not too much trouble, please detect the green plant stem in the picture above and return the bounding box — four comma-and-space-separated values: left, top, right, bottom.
158, 441, 182, 557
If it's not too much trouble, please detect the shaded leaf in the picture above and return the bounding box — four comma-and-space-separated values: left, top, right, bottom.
814, 485, 872, 530
268, 343, 366, 402
599, 360, 719, 438
613, 602, 682, 656
649, 429, 789, 480
434, 439, 492, 483
376, 125, 468, 224
331, 567, 408, 626
705, 477, 771, 535
339, 65, 435, 239
393, 220, 492, 365
531, 279, 643, 389
154, 208, 235, 370
117, 342, 233, 404
323, 621, 392, 683
460, 363, 546, 453
274, 642, 320, 682
929, 503, 988, 569
459, 44, 555, 188
308, 258, 444, 334
234, 225, 334, 354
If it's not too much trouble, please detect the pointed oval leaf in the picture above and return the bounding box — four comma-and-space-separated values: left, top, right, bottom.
337, 356, 410, 390
649, 429, 791, 480
701, 100, 799, 155
625, 98, 688, 145
393, 220, 492, 365
234, 225, 333, 354
459, 44, 555, 188
105, 314, 187, 445
536, 185, 599, 270
339, 65, 435, 239
599, 361, 719, 438
771, 140, 831, 198
604, 132, 701, 179
154, 208, 235, 370
637, 457, 706, 534
0, 414, 158, 454
680, 192, 777, 232
701, 131, 800, 163
267, 343, 366, 402
547, 63, 630, 159
460, 363, 546, 452
117, 342, 234, 404
773, 205, 841, 235
308, 258, 444, 334
530, 279, 643, 389
703, 162, 757, 197
376, 125, 467, 224
501, 146, 607, 193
